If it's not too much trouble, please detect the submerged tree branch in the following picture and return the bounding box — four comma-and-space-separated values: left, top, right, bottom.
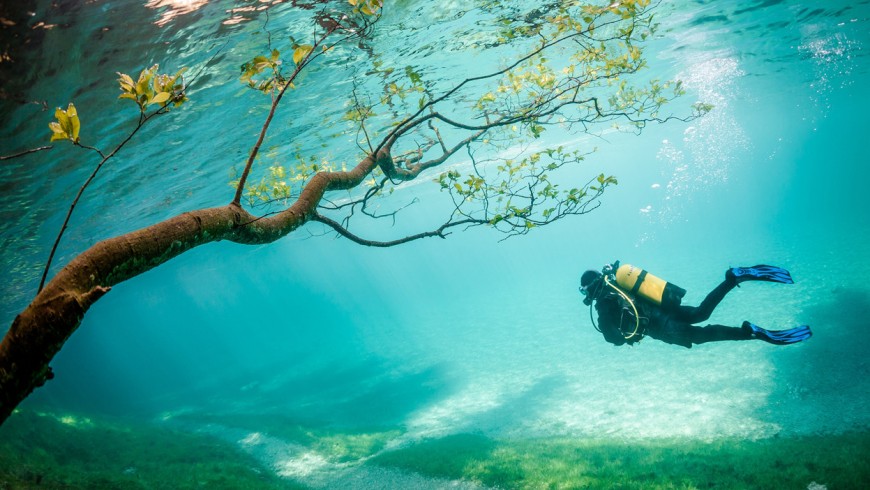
39, 111, 164, 293
375, 5, 645, 155
232, 48, 318, 205
312, 212, 482, 247
233, 15, 378, 205
0, 142, 388, 424
0, 1, 701, 426
0, 146, 53, 161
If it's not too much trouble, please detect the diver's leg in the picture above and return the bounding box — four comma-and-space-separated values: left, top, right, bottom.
671, 278, 736, 323
688, 324, 753, 345
643, 319, 694, 349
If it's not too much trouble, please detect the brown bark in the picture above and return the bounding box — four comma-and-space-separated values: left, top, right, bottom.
0, 148, 387, 425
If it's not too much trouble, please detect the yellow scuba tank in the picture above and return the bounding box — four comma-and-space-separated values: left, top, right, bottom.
615, 263, 686, 310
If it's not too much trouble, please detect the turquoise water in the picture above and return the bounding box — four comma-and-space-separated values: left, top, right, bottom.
1, 0, 869, 487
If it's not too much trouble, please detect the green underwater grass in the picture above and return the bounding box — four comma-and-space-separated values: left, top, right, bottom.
175, 411, 402, 464
0, 409, 303, 489
2, 408, 868, 489
369, 432, 870, 489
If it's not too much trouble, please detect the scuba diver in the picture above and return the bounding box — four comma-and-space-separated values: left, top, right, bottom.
579, 262, 812, 348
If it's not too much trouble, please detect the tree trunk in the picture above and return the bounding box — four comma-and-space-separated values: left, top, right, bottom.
0, 149, 386, 425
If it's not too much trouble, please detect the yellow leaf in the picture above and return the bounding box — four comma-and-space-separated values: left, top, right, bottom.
49, 130, 69, 142
54, 107, 69, 131
117, 73, 135, 91
136, 65, 157, 97
292, 45, 313, 65
48, 121, 66, 140
66, 103, 80, 142
150, 91, 171, 105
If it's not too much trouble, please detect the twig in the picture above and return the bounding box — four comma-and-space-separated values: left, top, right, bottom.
233, 23, 343, 205
0, 146, 53, 161
38, 111, 162, 293
313, 212, 482, 247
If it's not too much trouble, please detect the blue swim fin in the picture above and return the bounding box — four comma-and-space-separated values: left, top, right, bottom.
742, 321, 812, 345
728, 265, 794, 285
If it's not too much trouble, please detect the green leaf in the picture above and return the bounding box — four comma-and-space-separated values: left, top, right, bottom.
293, 45, 313, 65
136, 65, 156, 97
165, 68, 186, 91
252, 55, 269, 67
405, 65, 422, 85
117, 65, 187, 110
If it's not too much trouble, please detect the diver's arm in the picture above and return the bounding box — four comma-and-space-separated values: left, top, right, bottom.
595, 293, 627, 346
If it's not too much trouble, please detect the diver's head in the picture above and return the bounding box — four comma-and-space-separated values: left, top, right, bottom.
580, 269, 603, 305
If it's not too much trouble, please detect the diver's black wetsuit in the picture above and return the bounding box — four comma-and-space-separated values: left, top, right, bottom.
594, 277, 751, 348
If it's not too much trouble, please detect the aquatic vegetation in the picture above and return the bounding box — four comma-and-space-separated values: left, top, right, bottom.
3, 408, 867, 489
173, 411, 402, 463
314, 431, 401, 463
0, 409, 302, 489
0, 0, 867, 488
369, 432, 870, 489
